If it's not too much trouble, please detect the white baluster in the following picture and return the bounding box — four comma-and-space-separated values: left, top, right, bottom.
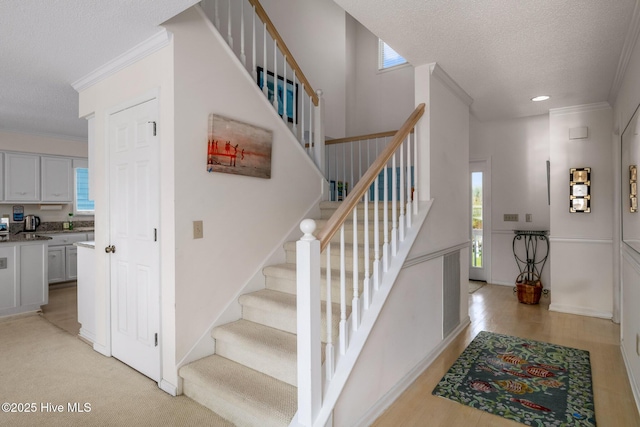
283, 57, 288, 123
296, 219, 321, 427
373, 175, 381, 290
406, 133, 412, 228
414, 125, 419, 214
262, 24, 268, 98
292, 70, 297, 136
399, 142, 405, 242
352, 209, 359, 331
273, 40, 279, 112
350, 143, 354, 197
227, 0, 233, 49
325, 243, 334, 380
339, 224, 347, 355
251, 5, 256, 81
314, 90, 325, 173
240, 0, 246, 67
363, 195, 371, 309
300, 83, 305, 146
214, 0, 220, 29
391, 153, 398, 256
383, 166, 389, 272
308, 95, 313, 156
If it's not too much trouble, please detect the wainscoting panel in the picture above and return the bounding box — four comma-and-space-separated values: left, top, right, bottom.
443, 251, 460, 338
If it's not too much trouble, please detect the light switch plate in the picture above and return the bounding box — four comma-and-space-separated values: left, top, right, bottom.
193, 220, 203, 239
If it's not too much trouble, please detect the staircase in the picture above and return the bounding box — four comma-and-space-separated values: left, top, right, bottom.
180, 201, 375, 427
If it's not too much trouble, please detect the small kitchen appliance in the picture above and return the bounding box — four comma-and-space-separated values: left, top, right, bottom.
24, 215, 40, 232
0, 218, 8, 234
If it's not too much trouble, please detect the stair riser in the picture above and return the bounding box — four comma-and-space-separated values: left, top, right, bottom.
214, 340, 297, 387
265, 273, 368, 305
285, 247, 378, 272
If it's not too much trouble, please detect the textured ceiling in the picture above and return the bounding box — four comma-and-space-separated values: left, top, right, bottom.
336, 0, 638, 121
0, 1, 638, 142
0, 0, 199, 140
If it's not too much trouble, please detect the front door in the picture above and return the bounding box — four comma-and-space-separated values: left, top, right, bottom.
108, 97, 160, 382
470, 160, 490, 282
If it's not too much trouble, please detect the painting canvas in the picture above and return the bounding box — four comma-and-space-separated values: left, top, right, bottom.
207, 114, 272, 179
257, 66, 298, 123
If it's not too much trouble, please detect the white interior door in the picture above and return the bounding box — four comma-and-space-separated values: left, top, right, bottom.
470, 160, 491, 282
108, 98, 160, 382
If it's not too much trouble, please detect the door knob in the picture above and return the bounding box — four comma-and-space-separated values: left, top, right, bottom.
105, 245, 116, 253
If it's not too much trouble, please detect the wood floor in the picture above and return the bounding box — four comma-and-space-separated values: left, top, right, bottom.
38, 282, 640, 426
372, 284, 640, 427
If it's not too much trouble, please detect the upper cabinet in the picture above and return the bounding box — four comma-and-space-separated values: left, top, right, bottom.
41, 156, 72, 203
5, 153, 40, 202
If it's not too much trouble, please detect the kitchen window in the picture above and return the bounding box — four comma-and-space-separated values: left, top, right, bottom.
74, 167, 94, 215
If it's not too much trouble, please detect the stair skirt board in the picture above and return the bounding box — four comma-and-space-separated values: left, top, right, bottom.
180, 200, 428, 426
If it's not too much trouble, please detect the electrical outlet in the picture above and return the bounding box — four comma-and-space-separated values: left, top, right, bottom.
526, 214, 533, 222
193, 220, 203, 239
504, 214, 519, 222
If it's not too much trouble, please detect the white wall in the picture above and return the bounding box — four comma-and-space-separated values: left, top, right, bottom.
613, 22, 640, 409
345, 17, 414, 136
0, 130, 90, 222
549, 104, 614, 318
470, 114, 551, 287
166, 6, 324, 363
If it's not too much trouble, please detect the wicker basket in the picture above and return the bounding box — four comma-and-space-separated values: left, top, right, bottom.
515, 271, 543, 305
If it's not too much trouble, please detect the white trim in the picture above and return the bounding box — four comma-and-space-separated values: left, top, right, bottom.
403, 239, 469, 268
549, 102, 611, 116
353, 317, 471, 427
72, 29, 172, 92
609, 0, 640, 104
159, 379, 178, 397
548, 237, 613, 244
429, 63, 473, 107
548, 303, 613, 320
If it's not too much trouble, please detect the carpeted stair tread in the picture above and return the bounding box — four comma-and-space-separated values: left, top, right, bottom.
181, 354, 296, 427
212, 319, 297, 386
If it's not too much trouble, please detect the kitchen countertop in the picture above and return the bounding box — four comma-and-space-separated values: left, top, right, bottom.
0, 233, 51, 243
37, 227, 95, 234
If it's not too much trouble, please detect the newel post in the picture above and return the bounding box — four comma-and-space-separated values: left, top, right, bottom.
296, 219, 322, 426
313, 90, 325, 175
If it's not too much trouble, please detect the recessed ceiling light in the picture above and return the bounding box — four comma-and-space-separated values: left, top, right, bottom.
531, 95, 550, 102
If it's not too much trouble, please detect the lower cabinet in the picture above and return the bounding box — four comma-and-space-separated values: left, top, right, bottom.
44, 233, 90, 284
0, 241, 47, 317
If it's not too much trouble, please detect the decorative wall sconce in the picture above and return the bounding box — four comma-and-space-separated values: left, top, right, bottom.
630, 165, 637, 213
570, 167, 591, 213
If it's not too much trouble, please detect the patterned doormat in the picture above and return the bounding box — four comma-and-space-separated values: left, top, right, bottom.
433, 331, 596, 426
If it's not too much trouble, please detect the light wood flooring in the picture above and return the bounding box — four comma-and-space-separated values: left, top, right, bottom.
372, 284, 640, 427
38, 282, 640, 426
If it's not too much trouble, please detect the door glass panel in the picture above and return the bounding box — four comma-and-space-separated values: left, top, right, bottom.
471, 172, 483, 268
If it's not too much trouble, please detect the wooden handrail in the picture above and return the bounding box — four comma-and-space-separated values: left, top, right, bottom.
327, 131, 398, 145
248, 0, 319, 106
317, 103, 426, 251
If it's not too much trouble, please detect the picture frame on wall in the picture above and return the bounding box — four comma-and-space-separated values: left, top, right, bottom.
257, 66, 298, 123
569, 167, 591, 213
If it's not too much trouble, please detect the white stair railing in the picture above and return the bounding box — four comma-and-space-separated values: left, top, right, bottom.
200, 0, 325, 171
296, 104, 426, 427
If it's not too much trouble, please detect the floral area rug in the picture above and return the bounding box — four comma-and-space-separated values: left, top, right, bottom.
432, 331, 596, 426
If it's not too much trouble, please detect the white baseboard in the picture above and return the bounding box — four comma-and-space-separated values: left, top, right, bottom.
159, 379, 178, 396
92, 342, 111, 357
353, 317, 471, 427
548, 303, 612, 320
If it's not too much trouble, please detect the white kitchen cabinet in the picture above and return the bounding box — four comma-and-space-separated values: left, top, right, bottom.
0, 240, 47, 317
48, 246, 66, 283
65, 245, 77, 281
41, 156, 72, 202
5, 153, 39, 202
0, 152, 4, 200
44, 232, 90, 283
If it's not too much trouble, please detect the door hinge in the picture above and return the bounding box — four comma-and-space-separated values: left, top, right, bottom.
155, 333, 158, 347
154, 228, 157, 242
148, 121, 157, 136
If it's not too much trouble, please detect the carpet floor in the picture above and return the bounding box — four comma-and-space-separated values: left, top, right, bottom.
433, 331, 596, 426
0, 313, 234, 426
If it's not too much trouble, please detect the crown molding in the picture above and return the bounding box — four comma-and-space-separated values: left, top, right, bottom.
429, 63, 474, 107
609, 0, 640, 105
72, 29, 172, 92
549, 102, 611, 116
